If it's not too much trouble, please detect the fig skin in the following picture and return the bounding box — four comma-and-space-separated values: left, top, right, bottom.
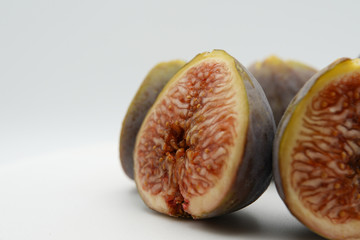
120, 60, 186, 179
248, 56, 317, 125
134, 50, 275, 218
274, 58, 360, 240
208, 57, 276, 218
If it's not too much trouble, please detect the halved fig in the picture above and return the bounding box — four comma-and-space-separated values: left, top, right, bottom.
120, 60, 186, 179
248, 56, 317, 125
134, 50, 275, 218
274, 58, 360, 239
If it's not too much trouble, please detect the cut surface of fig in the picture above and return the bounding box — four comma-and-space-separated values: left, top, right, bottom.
134, 50, 274, 218
274, 58, 360, 240
120, 60, 186, 179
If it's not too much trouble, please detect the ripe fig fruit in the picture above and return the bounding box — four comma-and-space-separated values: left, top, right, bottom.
120, 60, 186, 179
134, 50, 275, 218
248, 56, 317, 125
274, 58, 360, 240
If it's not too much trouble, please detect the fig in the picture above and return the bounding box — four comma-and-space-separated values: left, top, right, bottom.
274, 58, 360, 239
120, 60, 186, 179
134, 50, 275, 218
248, 56, 317, 125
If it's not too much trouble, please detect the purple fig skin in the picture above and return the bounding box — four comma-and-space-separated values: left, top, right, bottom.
120, 60, 186, 179
206, 58, 276, 218
248, 56, 317, 125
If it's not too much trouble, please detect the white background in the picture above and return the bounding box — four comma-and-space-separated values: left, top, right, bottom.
0, 0, 359, 239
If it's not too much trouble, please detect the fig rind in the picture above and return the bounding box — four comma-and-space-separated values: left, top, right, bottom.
205, 57, 276, 218
274, 58, 360, 240
120, 60, 186, 179
248, 56, 317, 125
134, 50, 275, 219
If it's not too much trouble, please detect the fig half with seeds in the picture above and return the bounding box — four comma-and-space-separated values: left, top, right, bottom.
120, 60, 186, 179
274, 58, 360, 240
248, 56, 317, 125
134, 50, 275, 218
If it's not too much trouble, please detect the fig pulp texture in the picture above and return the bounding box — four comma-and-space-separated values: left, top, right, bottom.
248, 56, 317, 125
134, 50, 275, 218
120, 60, 186, 179
274, 58, 360, 240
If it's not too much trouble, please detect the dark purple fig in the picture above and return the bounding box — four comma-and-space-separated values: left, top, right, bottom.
248, 56, 317, 125
274, 58, 360, 240
133, 50, 275, 218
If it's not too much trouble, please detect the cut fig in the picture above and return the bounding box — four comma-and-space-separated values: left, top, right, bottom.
120, 60, 186, 179
134, 50, 275, 218
274, 58, 360, 239
248, 56, 317, 125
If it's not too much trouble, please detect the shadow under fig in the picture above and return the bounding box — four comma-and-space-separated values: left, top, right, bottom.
198, 212, 260, 236
123, 187, 326, 240
198, 211, 325, 240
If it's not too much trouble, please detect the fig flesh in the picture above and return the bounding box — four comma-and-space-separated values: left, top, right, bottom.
134, 50, 275, 218
120, 60, 186, 179
248, 56, 317, 125
274, 58, 360, 240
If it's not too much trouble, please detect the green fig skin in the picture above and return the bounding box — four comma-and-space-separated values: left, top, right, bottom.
248, 56, 317, 125
120, 60, 186, 179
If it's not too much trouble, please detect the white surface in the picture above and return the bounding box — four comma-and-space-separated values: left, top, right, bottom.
1, 0, 360, 239
0, 142, 325, 240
